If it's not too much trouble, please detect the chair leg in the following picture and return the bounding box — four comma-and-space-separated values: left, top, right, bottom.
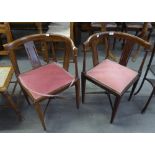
110, 96, 121, 123
2, 91, 22, 121
11, 80, 18, 96
112, 38, 116, 50
147, 29, 152, 41
75, 79, 80, 109
141, 88, 154, 113
135, 30, 139, 36
81, 73, 86, 103
34, 102, 46, 130
134, 76, 147, 96
21, 87, 31, 105
128, 80, 139, 101
41, 42, 49, 63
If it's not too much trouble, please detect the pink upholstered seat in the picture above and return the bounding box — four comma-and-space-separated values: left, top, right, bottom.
19, 63, 74, 100
87, 59, 138, 95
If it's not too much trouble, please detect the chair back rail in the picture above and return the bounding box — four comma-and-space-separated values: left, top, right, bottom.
83, 32, 152, 74
4, 33, 78, 76
24, 41, 41, 69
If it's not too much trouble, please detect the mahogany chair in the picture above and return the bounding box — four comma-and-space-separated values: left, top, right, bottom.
0, 65, 21, 119
4, 33, 80, 130
81, 31, 152, 123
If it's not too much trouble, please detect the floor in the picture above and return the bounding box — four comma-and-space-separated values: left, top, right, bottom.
1, 29, 155, 133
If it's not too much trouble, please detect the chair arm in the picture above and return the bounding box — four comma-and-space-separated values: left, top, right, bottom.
72, 47, 79, 80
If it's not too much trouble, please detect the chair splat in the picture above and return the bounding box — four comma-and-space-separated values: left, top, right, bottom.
24, 41, 41, 69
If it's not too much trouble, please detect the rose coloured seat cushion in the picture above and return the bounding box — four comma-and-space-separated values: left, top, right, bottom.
18, 63, 74, 100
87, 59, 138, 95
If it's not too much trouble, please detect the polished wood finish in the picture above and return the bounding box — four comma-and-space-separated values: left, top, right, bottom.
4, 33, 80, 130
81, 31, 152, 123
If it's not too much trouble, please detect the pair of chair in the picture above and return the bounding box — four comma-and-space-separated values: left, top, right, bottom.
4, 32, 154, 130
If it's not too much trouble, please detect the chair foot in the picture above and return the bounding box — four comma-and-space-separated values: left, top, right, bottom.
34, 102, 46, 130
134, 79, 146, 96
81, 72, 86, 104
141, 89, 154, 114
19, 85, 31, 105
128, 80, 138, 101
141, 108, 146, 114
2, 91, 22, 121
75, 79, 80, 109
110, 96, 121, 123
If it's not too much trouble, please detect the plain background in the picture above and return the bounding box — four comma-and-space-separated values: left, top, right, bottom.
0, 0, 155, 155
